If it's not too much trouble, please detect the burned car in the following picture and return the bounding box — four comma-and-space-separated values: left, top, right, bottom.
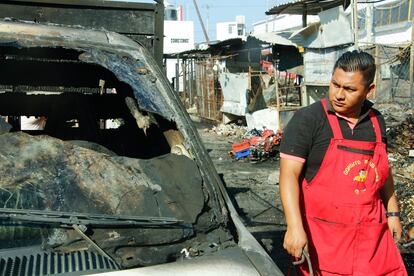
0, 20, 283, 275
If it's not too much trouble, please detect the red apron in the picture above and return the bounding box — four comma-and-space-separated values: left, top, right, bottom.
298, 99, 407, 276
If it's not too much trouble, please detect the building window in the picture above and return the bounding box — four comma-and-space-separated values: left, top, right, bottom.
237, 24, 244, 35
228, 24, 236, 34
373, 0, 410, 27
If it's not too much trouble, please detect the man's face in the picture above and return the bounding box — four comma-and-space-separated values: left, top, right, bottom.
328, 68, 375, 117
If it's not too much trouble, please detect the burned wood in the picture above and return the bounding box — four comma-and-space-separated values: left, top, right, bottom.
125, 96, 152, 135
163, 129, 192, 158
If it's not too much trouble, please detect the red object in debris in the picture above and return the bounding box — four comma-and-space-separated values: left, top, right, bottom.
231, 141, 250, 153
249, 129, 275, 146
261, 129, 274, 139
249, 136, 263, 146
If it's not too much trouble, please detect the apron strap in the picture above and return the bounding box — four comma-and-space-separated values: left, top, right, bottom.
368, 110, 382, 143
321, 98, 343, 139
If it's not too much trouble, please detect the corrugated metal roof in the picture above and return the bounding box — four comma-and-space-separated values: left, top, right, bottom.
266, 0, 350, 15
288, 5, 353, 48
208, 38, 244, 47
250, 31, 297, 47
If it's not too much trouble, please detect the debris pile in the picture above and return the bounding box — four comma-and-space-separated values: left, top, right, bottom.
230, 128, 283, 162
379, 103, 414, 249
206, 123, 247, 138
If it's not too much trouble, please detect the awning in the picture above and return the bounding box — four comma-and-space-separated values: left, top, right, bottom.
265, 0, 350, 15
250, 32, 297, 47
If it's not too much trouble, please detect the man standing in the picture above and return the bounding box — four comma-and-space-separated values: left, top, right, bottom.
279, 51, 407, 275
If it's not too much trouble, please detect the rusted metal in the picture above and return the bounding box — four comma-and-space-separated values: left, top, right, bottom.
193, 58, 223, 122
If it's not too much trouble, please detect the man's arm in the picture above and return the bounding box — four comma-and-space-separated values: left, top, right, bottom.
380, 167, 403, 242
279, 158, 307, 257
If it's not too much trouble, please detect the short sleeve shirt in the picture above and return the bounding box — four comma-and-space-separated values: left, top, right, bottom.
279, 97, 387, 183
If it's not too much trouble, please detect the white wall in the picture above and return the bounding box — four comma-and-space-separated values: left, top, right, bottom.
164, 20, 194, 54
369, 25, 412, 44
216, 21, 246, 41
164, 20, 195, 87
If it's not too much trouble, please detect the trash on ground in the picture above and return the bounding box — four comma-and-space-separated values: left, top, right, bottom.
230, 128, 283, 163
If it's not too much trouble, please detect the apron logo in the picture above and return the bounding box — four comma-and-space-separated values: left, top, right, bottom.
343, 160, 380, 195
353, 169, 367, 195
353, 169, 368, 182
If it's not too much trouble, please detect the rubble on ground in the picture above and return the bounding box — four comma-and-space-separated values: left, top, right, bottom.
378, 103, 414, 248
206, 123, 247, 138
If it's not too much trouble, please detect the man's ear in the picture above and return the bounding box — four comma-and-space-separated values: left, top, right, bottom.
366, 83, 376, 99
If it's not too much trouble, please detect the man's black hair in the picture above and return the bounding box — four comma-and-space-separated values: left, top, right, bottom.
333, 50, 376, 87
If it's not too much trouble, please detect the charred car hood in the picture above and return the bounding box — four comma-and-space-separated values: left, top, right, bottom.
0, 19, 227, 222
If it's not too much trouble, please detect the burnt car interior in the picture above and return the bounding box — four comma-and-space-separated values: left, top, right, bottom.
0, 44, 234, 273
0, 46, 173, 159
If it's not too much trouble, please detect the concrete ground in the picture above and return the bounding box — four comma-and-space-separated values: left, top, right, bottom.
194, 121, 291, 273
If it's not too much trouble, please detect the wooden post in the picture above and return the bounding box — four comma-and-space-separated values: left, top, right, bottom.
302, 4, 307, 27
374, 44, 379, 101
274, 62, 281, 130
189, 58, 194, 106
182, 59, 187, 106
175, 55, 180, 94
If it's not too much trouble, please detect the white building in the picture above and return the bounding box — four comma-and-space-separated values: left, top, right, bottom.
164, 20, 194, 55
163, 1, 195, 87
216, 15, 246, 41
357, 0, 413, 45
253, 0, 413, 46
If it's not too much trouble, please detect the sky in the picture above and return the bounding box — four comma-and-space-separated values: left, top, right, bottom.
131, 0, 280, 42
171, 0, 279, 42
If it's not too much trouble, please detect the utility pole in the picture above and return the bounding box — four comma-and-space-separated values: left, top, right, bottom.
192, 0, 210, 43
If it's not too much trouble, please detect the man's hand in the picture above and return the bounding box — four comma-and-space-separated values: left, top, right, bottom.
279, 158, 306, 258
283, 226, 308, 258
387, 216, 403, 242
380, 169, 403, 243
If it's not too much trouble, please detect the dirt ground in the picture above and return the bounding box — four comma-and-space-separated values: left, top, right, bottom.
194, 119, 414, 275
